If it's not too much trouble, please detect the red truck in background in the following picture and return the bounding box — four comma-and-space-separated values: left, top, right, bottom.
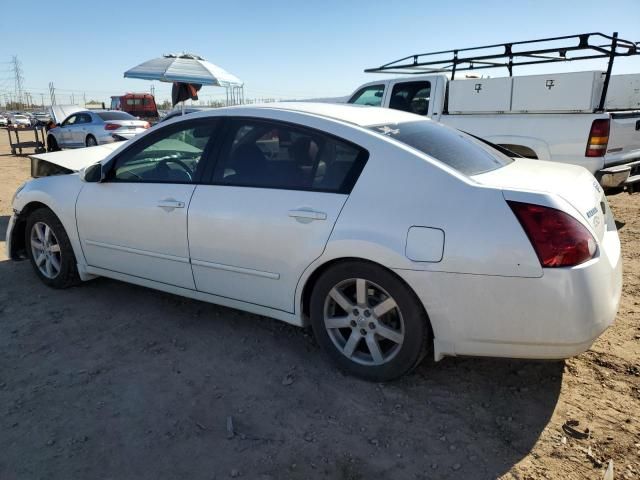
110, 93, 159, 122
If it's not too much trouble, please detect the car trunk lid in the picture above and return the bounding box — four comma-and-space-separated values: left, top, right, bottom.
604, 111, 640, 165
472, 158, 607, 242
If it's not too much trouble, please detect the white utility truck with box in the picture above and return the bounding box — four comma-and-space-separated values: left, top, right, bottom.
348, 32, 640, 191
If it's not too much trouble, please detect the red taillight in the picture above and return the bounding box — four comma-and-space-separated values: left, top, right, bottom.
585, 119, 609, 157
507, 201, 596, 267
104, 123, 120, 131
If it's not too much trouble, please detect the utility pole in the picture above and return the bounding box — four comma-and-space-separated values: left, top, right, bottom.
150, 83, 155, 97
11, 55, 25, 109
40, 93, 45, 108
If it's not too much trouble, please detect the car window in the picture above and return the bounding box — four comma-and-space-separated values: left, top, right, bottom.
77, 113, 92, 124
369, 120, 513, 176
111, 120, 218, 183
348, 85, 385, 107
390, 81, 431, 115
61, 115, 77, 127
212, 118, 368, 193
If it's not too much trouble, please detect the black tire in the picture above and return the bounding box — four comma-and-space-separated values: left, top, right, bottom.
86, 135, 97, 147
310, 260, 430, 382
25, 208, 80, 288
47, 135, 60, 152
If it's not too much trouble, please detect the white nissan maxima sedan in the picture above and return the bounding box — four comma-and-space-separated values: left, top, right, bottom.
6, 103, 622, 381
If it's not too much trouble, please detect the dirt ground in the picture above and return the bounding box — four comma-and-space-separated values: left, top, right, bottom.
0, 131, 637, 480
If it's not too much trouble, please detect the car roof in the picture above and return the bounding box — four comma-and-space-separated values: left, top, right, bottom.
195, 102, 423, 128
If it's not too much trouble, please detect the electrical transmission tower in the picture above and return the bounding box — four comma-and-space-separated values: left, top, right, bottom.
11, 55, 25, 109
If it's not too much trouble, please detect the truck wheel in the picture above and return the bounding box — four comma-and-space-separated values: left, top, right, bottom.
25, 208, 80, 288
310, 260, 430, 381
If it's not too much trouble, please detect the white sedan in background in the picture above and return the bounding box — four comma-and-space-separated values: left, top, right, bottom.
6, 103, 622, 381
46, 110, 150, 151
9, 114, 31, 127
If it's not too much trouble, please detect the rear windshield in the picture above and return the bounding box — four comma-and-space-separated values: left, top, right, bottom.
369, 120, 512, 175
97, 111, 135, 121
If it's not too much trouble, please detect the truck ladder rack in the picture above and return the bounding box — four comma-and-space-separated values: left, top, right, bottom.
365, 32, 639, 112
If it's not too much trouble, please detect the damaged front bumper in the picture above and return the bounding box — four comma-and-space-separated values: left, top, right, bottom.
4, 212, 18, 260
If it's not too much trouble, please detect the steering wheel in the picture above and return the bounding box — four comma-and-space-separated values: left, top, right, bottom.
155, 158, 193, 181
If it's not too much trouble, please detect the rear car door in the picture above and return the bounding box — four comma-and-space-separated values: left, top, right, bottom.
73, 112, 92, 145
387, 80, 432, 116
188, 117, 368, 313
76, 118, 220, 288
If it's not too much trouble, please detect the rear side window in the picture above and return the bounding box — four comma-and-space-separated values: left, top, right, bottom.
97, 111, 135, 121
348, 85, 385, 107
389, 81, 431, 116
370, 120, 512, 175
212, 118, 368, 193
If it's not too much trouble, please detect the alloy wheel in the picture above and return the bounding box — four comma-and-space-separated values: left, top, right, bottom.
30, 221, 62, 279
323, 278, 405, 366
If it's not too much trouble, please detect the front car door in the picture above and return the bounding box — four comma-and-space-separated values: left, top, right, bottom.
347, 83, 387, 107
188, 116, 368, 312
58, 114, 78, 147
76, 118, 219, 289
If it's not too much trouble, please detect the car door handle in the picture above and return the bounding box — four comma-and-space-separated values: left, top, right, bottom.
288, 208, 327, 221
157, 199, 185, 210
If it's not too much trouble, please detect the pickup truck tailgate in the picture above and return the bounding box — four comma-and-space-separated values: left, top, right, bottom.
605, 111, 640, 166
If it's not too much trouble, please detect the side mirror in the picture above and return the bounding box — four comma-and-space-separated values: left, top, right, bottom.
80, 162, 104, 183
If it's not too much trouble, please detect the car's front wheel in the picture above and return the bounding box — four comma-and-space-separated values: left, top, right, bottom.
25, 208, 79, 288
310, 260, 430, 381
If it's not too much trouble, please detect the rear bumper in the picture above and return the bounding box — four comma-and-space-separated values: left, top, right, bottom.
598, 158, 640, 188
395, 229, 622, 361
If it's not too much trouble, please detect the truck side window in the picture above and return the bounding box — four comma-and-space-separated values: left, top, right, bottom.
390, 81, 431, 116
348, 85, 385, 107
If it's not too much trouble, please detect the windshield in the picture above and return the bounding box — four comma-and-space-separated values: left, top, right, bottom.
369, 120, 513, 176
97, 111, 135, 121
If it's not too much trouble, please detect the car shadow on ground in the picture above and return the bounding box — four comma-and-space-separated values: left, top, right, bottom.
0, 258, 563, 479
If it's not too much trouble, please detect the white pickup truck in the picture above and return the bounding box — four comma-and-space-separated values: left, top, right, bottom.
348, 33, 640, 191
347, 71, 640, 191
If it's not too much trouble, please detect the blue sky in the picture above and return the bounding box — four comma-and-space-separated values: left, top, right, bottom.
1, 0, 639, 106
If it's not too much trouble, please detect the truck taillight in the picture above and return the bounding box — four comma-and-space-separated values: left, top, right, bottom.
507, 201, 596, 267
585, 119, 609, 157
104, 123, 120, 131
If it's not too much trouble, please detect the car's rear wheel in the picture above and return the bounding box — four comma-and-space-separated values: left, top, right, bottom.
47, 135, 60, 152
25, 208, 79, 288
310, 261, 430, 381
86, 135, 97, 147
